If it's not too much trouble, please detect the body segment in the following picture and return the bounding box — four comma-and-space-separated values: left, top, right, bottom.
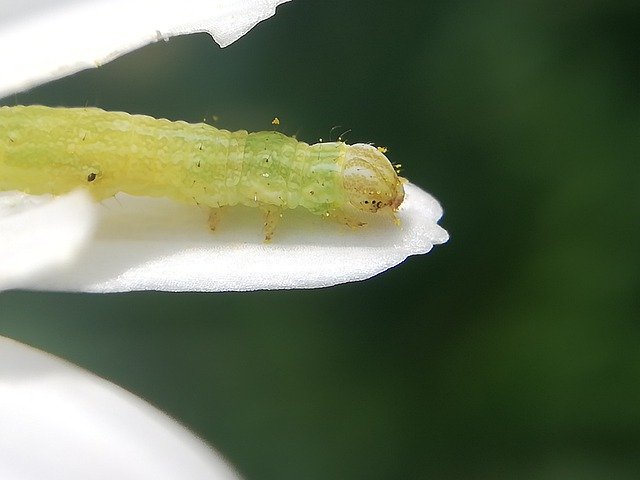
0, 106, 404, 239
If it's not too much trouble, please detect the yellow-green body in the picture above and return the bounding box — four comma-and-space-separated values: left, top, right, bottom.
0, 105, 348, 215
1, 106, 405, 239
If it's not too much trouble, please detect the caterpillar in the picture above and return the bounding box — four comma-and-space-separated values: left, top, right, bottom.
0, 105, 405, 241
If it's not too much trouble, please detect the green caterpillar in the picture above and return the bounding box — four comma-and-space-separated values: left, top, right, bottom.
0, 105, 405, 240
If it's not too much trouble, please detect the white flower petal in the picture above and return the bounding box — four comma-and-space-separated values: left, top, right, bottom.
0, 183, 448, 292
0, 0, 293, 98
0, 335, 241, 480
0, 190, 97, 291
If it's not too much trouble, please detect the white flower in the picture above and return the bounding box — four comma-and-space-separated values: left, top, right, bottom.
0, 336, 242, 480
0, 184, 448, 292
0, 0, 293, 98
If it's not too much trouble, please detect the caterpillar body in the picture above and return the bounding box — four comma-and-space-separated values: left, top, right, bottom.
0, 105, 405, 240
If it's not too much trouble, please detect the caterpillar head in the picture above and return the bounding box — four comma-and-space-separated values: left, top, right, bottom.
343, 144, 405, 214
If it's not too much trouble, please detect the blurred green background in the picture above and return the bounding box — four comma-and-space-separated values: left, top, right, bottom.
1, 1, 639, 478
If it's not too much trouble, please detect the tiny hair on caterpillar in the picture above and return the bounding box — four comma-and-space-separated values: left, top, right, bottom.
0, 105, 405, 241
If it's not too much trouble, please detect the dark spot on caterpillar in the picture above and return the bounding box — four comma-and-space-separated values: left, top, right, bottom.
87, 172, 97, 182
310, 190, 315, 195
8, 136, 14, 143
198, 143, 203, 151
364, 200, 369, 204
81, 132, 87, 141
196, 160, 201, 167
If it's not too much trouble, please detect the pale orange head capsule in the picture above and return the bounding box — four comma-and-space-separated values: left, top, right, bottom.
342, 143, 405, 215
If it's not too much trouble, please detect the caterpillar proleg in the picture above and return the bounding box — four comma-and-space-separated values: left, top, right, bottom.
0, 106, 405, 240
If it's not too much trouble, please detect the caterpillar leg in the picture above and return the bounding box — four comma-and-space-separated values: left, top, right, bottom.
207, 207, 225, 232
261, 207, 282, 242
327, 209, 367, 229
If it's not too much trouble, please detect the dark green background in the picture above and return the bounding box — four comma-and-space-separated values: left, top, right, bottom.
1, 1, 639, 478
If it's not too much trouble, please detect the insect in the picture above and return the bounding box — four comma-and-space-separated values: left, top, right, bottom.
0, 105, 405, 241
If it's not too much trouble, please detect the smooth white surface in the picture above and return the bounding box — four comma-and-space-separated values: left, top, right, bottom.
0, 336, 241, 480
0, 183, 449, 292
0, 190, 97, 291
0, 0, 292, 98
